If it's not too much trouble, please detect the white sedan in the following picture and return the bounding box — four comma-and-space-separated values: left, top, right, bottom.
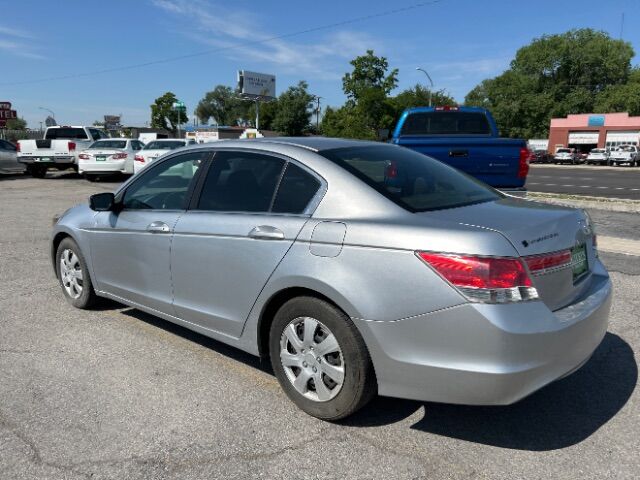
78, 139, 145, 180
133, 139, 190, 174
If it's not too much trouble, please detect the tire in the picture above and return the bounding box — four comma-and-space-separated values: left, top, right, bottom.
55, 237, 97, 309
27, 165, 46, 178
269, 296, 376, 420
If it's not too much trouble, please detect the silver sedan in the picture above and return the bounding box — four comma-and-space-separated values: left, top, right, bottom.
51, 138, 612, 420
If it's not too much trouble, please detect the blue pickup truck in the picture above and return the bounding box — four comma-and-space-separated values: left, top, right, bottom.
391, 106, 531, 191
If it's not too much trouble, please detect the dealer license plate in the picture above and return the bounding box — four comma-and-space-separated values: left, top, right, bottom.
571, 244, 588, 281
96, 155, 107, 162
37, 157, 52, 162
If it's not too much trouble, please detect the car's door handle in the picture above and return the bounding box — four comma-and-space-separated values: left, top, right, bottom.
449, 149, 469, 158
248, 225, 285, 240
147, 221, 171, 233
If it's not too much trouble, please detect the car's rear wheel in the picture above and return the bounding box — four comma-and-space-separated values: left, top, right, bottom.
56, 238, 97, 309
269, 296, 376, 420
27, 165, 46, 178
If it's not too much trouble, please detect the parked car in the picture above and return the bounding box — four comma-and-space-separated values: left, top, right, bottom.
609, 145, 639, 166
78, 139, 145, 180
554, 148, 579, 164
586, 148, 610, 165
133, 139, 189, 174
17, 126, 109, 178
391, 106, 531, 194
531, 149, 551, 164
0, 139, 25, 174
52, 138, 611, 420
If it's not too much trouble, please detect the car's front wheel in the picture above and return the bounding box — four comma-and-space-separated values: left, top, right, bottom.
269, 296, 376, 420
56, 237, 97, 309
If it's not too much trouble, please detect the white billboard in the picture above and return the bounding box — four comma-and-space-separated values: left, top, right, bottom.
238, 70, 276, 99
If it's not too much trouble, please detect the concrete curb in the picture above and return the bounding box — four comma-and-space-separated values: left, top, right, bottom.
525, 192, 640, 213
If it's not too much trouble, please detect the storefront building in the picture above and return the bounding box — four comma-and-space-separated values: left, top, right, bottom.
547, 112, 640, 153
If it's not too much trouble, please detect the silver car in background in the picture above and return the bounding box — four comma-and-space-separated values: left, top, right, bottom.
51, 138, 612, 420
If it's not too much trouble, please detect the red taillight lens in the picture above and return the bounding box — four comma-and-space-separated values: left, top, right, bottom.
78, 153, 90, 160
417, 252, 532, 289
68, 141, 76, 151
385, 160, 398, 178
112, 152, 127, 159
134, 154, 145, 162
518, 147, 532, 178
17, 142, 21, 152
524, 250, 571, 273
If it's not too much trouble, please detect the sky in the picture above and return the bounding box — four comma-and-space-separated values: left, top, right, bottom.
1, 0, 639, 129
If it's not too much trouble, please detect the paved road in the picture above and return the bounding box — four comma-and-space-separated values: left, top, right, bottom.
1, 173, 638, 480
527, 164, 640, 199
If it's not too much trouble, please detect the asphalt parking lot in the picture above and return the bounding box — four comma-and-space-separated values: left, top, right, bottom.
1, 173, 638, 480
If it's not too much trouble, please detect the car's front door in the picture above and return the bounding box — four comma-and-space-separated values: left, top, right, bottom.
171, 150, 323, 337
0, 140, 20, 172
90, 151, 208, 313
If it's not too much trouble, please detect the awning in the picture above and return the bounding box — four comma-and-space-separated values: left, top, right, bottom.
605, 131, 640, 143
568, 131, 599, 144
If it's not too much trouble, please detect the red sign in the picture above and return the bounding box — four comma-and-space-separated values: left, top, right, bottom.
0, 101, 17, 128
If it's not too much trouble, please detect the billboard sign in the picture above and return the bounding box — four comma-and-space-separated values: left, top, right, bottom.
104, 115, 121, 130
588, 115, 605, 127
238, 71, 276, 99
0, 101, 17, 128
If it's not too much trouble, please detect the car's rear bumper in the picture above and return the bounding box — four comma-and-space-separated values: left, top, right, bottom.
355, 260, 612, 405
78, 159, 127, 174
18, 156, 75, 165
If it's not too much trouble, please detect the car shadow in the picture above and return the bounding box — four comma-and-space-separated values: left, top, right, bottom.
346, 332, 636, 451
108, 306, 637, 451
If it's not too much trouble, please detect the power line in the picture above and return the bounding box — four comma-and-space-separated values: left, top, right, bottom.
1, 0, 446, 86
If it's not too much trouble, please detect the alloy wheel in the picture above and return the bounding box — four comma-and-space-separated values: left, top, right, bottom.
60, 249, 84, 299
279, 317, 345, 402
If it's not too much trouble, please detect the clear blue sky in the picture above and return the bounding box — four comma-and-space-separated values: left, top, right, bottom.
1, 0, 639, 128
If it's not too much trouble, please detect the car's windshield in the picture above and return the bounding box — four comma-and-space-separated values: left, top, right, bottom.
400, 111, 491, 136
144, 140, 185, 150
89, 140, 127, 149
319, 145, 501, 212
616, 145, 636, 152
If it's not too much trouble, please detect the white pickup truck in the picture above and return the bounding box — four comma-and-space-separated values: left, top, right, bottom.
18, 126, 109, 177
609, 145, 639, 167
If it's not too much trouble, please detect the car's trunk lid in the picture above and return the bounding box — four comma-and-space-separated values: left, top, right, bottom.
421, 197, 596, 310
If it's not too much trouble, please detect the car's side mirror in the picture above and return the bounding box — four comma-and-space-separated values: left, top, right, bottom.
89, 192, 116, 211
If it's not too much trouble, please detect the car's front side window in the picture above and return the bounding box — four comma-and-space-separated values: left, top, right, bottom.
195, 151, 286, 213
122, 151, 207, 210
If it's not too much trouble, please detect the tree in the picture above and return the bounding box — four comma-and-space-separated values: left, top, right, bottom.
392, 84, 457, 112
322, 50, 399, 139
150, 92, 187, 134
5, 118, 27, 130
246, 99, 279, 131
464, 29, 636, 138
195, 85, 249, 126
593, 68, 640, 115
271, 81, 313, 136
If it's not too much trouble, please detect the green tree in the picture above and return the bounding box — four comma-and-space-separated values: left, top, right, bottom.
392, 84, 457, 112
271, 81, 313, 136
464, 29, 636, 138
246, 99, 279, 131
322, 50, 399, 139
150, 92, 187, 134
195, 85, 248, 126
593, 68, 640, 115
6, 118, 27, 130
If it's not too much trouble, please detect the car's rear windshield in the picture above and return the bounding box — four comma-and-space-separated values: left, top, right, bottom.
400, 112, 491, 136
319, 145, 501, 212
45, 128, 88, 140
89, 140, 127, 149
556, 148, 571, 153
591, 149, 605, 153
144, 140, 185, 150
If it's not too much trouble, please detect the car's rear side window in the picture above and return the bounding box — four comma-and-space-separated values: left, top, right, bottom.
45, 128, 88, 140
320, 145, 501, 212
400, 112, 491, 136
272, 163, 320, 214
196, 152, 286, 213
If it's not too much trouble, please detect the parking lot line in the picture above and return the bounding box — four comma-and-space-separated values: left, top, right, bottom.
598, 236, 640, 256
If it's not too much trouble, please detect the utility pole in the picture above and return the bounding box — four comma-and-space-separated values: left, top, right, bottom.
313, 96, 322, 131
255, 98, 260, 131
415, 67, 434, 107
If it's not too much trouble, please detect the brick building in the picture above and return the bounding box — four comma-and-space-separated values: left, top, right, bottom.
548, 112, 640, 153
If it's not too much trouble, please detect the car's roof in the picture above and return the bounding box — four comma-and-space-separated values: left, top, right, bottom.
211, 136, 378, 152
148, 138, 186, 142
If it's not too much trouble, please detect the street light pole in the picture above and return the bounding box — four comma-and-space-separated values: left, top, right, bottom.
312, 95, 322, 131
415, 68, 434, 107
38, 106, 56, 122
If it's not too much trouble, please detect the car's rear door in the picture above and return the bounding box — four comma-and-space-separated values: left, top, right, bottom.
89, 151, 208, 313
171, 149, 323, 337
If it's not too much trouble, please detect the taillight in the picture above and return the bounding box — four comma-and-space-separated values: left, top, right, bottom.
434, 106, 459, 111
112, 153, 127, 159
78, 153, 90, 160
17, 142, 21, 153
417, 252, 538, 303
134, 154, 145, 162
385, 160, 398, 178
524, 250, 571, 274
518, 147, 532, 178
68, 141, 76, 151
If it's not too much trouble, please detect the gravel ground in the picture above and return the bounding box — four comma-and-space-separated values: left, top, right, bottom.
1, 173, 638, 480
